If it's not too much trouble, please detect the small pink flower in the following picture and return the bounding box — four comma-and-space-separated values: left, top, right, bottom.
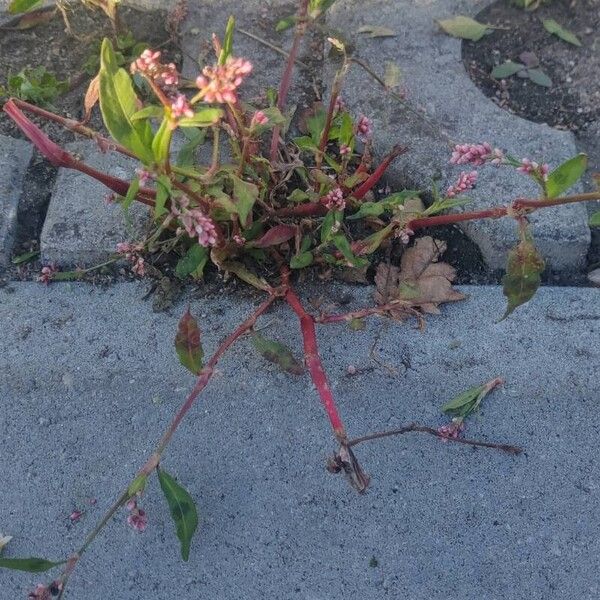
131, 49, 161, 75
446, 171, 478, 198
135, 168, 155, 187
195, 56, 253, 104
132, 257, 146, 277
334, 96, 346, 114
170, 94, 194, 120
233, 234, 246, 245
437, 419, 465, 441
116, 242, 133, 255
488, 147, 506, 166
69, 510, 83, 523
517, 158, 549, 181
126, 498, 148, 533
339, 144, 351, 156
355, 115, 373, 142
250, 110, 268, 128
131, 50, 180, 92
450, 142, 493, 166
104, 192, 116, 204
38, 264, 58, 285
172, 196, 218, 247
322, 187, 346, 211
28, 584, 51, 600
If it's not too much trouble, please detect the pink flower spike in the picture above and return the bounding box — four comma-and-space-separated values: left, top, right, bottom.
250, 110, 269, 128
127, 508, 148, 532
437, 419, 465, 442
355, 115, 373, 142
450, 142, 492, 166
322, 187, 346, 211
195, 56, 253, 105
38, 264, 58, 284
446, 170, 478, 198
132, 257, 146, 277
170, 94, 194, 120
339, 144, 351, 156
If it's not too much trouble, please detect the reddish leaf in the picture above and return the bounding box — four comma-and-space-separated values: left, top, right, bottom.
251, 332, 304, 375
250, 225, 296, 248
174, 308, 203, 374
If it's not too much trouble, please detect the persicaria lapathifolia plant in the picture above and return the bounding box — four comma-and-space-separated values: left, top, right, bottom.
3, 1, 600, 596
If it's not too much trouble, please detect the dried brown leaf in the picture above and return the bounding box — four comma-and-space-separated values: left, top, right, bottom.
374, 236, 466, 319
82, 74, 100, 125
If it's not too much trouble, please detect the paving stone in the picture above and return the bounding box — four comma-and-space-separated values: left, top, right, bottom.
40, 141, 150, 267
0, 134, 33, 267
181, 0, 321, 112
324, 0, 590, 273
1, 282, 599, 599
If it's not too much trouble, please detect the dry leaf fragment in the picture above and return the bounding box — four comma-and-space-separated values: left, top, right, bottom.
357, 25, 397, 38
82, 74, 100, 125
0, 534, 12, 554
374, 236, 466, 319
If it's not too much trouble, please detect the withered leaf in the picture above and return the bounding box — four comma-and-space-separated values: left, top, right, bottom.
374, 236, 466, 319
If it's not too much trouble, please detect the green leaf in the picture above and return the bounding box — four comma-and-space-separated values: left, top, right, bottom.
349, 318, 365, 331
99, 39, 153, 164
321, 210, 342, 243
437, 16, 490, 41
546, 153, 587, 198
542, 18, 581, 46
11, 250, 39, 265
501, 236, 545, 319
8, 0, 42, 13
174, 308, 203, 375
131, 105, 164, 121
332, 233, 369, 267
441, 384, 486, 416
290, 251, 314, 269
288, 189, 311, 203
491, 61, 525, 79
229, 175, 258, 225
177, 108, 223, 128
154, 175, 171, 219
218, 16, 235, 65
357, 25, 397, 38
151, 117, 172, 165
276, 14, 296, 31
589, 212, 600, 227
176, 128, 206, 168
157, 468, 199, 562
0, 557, 63, 572
347, 202, 386, 220
355, 223, 393, 255
251, 332, 304, 375
293, 136, 318, 152
176, 244, 209, 280
527, 68, 552, 88
122, 177, 140, 213
219, 259, 271, 291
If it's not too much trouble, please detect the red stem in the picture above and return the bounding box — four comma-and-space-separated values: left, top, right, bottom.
269, 0, 310, 161
284, 285, 346, 440
352, 145, 408, 200
274, 201, 327, 218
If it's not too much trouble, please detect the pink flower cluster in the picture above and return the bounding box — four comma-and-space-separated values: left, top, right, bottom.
446, 170, 478, 198
135, 168, 155, 188
131, 49, 179, 92
116, 242, 146, 277
450, 142, 505, 167
126, 498, 148, 532
250, 110, 269, 128
28, 581, 62, 600
172, 196, 218, 247
38, 264, 58, 284
322, 187, 346, 211
355, 115, 373, 142
517, 158, 549, 180
170, 93, 194, 120
339, 144, 351, 156
395, 226, 414, 245
195, 56, 253, 104
437, 419, 465, 441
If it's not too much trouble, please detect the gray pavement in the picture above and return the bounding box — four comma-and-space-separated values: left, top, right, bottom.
1, 281, 599, 599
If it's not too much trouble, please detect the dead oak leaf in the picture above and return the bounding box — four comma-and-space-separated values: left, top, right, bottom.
375, 236, 466, 318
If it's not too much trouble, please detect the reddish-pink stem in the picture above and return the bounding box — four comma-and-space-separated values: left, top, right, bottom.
269, 0, 310, 161
352, 145, 408, 200
284, 285, 346, 439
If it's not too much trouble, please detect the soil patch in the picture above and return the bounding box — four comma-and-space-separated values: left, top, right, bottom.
462, 0, 599, 131
0, 3, 180, 142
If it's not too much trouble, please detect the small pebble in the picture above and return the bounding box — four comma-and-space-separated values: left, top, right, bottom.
588, 269, 600, 287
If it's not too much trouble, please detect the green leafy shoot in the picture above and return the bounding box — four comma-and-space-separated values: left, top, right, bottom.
441, 377, 504, 420
158, 468, 199, 561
